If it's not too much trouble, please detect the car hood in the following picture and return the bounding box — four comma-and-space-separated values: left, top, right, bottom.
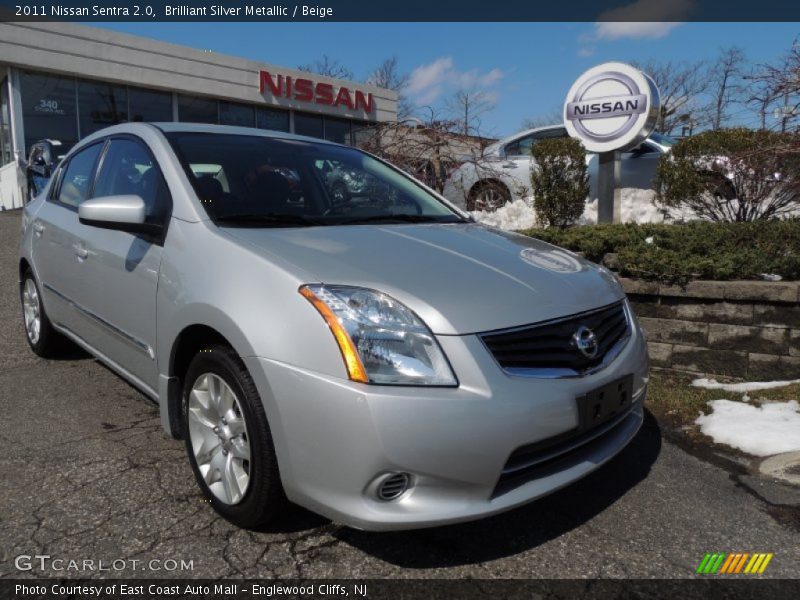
223, 223, 624, 335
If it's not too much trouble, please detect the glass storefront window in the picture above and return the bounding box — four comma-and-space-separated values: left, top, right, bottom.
293, 112, 323, 139
129, 87, 173, 122
77, 79, 128, 137
219, 101, 254, 127
324, 118, 352, 145
256, 107, 290, 132
1, 78, 13, 165
178, 95, 218, 124
19, 70, 79, 156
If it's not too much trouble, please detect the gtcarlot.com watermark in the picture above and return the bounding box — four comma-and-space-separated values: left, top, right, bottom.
14, 554, 194, 572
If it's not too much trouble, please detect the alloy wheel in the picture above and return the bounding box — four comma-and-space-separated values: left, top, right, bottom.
22, 279, 41, 345
187, 372, 251, 505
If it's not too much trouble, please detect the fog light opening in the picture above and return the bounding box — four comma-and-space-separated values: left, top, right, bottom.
374, 472, 412, 502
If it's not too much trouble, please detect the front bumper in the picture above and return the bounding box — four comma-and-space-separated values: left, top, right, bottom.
243, 324, 649, 531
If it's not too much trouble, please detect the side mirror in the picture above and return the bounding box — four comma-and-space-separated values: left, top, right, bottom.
79, 195, 161, 235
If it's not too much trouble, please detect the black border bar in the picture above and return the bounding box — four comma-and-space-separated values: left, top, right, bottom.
2, 579, 800, 600
2, 0, 800, 22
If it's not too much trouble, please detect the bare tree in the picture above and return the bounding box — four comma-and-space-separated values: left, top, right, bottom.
748, 38, 800, 132
445, 88, 496, 136
366, 56, 413, 119
632, 59, 708, 135
745, 69, 782, 130
298, 55, 354, 80
703, 47, 747, 130
355, 106, 493, 194
520, 107, 564, 131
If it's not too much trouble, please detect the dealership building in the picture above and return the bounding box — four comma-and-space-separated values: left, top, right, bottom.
0, 22, 398, 209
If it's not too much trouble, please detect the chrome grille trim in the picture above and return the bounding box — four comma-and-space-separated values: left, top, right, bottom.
479, 300, 632, 379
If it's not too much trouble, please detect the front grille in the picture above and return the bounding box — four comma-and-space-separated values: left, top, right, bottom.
480, 301, 629, 375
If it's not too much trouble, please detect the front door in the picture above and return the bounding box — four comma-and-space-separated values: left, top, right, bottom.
66, 136, 171, 392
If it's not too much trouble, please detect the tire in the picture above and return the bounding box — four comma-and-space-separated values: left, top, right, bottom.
183, 345, 285, 528
20, 269, 64, 357
466, 180, 511, 212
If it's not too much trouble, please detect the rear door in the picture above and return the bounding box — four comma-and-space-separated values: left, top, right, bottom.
31, 141, 105, 336
621, 141, 662, 190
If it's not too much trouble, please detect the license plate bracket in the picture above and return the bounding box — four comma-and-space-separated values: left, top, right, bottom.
576, 374, 634, 432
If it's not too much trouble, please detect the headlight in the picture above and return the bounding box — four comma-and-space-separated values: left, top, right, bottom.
300, 285, 457, 386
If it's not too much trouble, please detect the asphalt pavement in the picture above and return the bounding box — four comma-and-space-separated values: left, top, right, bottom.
0, 208, 798, 580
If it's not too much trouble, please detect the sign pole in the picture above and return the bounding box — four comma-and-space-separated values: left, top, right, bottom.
563, 62, 660, 226
597, 151, 621, 223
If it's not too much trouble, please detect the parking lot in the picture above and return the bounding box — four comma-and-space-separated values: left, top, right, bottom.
0, 208, 798, 580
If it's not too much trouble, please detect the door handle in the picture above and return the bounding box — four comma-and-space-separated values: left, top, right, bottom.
73, 243, 89, 260
502, 162, 517, 169
32, 222, 45, 236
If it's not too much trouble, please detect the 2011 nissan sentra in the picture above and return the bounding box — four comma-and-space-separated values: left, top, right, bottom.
19, 123, 649, 531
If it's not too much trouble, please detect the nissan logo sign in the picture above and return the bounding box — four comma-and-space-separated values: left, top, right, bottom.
564, 62, 660, 153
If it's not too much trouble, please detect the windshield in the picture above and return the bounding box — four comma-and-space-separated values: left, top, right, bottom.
166, 132, 466, 227
649, 132, 678, 147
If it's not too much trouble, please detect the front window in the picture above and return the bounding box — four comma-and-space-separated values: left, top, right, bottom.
167, 132, 466, 226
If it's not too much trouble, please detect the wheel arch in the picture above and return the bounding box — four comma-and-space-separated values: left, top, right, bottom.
19, 257, 31, 284
164, 322, 245, 440
469, 178, 510, 198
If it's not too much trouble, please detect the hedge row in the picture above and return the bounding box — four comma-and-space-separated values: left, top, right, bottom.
520, 221, 800, 284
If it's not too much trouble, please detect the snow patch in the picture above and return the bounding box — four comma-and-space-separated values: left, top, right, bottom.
691, 377, 800, 393
469, 199, 537, 230
469, 188, 699, 231
695, 400, 800, 457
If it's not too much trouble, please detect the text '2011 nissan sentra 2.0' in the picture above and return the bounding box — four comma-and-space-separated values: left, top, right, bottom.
19, 122, 649, 531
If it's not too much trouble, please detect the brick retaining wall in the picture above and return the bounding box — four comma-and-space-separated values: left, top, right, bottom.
619, 278, 800, 380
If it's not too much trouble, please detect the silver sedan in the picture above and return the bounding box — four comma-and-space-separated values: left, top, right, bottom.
19, 123, 649, 531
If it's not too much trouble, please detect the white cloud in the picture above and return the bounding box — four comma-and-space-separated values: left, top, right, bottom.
578, 46, 596, 57
406, 57, 454, 95
584, 0, 695, 41
593, 22, 681, 41
406, 57, 505, 105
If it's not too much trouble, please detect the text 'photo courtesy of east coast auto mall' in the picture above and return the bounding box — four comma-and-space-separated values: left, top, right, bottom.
1, 1, 800, 599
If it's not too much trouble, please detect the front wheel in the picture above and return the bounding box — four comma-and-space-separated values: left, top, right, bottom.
183, 345, 285, 528
466, 181, 511, 212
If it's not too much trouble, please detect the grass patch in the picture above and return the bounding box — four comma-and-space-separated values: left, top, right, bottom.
647, 370, 800, 430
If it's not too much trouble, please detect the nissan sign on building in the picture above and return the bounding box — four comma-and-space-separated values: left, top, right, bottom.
564, 62, 660, 222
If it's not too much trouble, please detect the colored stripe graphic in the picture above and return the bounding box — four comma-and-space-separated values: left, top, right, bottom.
696, 553, 712, 574
758, 554, 774, 574
700, 552, 773, 574
719, 553, 737, 574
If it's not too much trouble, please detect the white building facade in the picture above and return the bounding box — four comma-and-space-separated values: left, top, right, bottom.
0, 22, 398, 209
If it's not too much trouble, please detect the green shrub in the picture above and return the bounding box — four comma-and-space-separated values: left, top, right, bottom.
530, 137, 589, 228
520, 221, 800, 284
654, 128, 800, 222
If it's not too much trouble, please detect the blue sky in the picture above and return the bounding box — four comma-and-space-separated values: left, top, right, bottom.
97, 22, 799, 137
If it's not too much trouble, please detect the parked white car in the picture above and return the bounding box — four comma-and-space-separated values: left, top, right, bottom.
443, 125, 677, 211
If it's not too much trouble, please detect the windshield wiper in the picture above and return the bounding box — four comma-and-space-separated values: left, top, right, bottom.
336, 214, 470, 225
214, 213, 325, 227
